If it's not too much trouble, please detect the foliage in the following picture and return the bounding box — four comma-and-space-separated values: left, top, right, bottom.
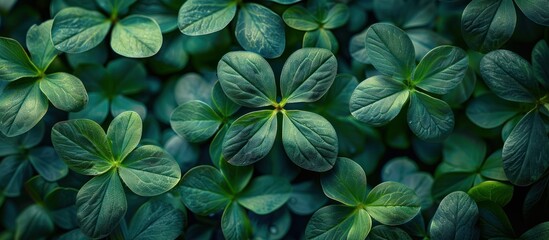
0, 0, 549, 239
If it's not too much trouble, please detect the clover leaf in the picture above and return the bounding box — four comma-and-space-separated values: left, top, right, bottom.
51, 111, 181, 238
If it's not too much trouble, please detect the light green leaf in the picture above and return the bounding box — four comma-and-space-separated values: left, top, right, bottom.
280, 48, 337, 104
303, 29, 339, 53
480, 49, 539, 103
26, 20, 59, 71
282, 6, 319, 31
0, 37, 39, 81
76, 171, 127, 239
28, 147, 68, 182
321, 157, 367, 206
305, 205, 371, 240
466, 94, 519, 129
502, 109, 549, 186
40, 72, 88, 112
211, 81, 240, 117
282, 110, 338, 172
179, 165, 232, 215
170, 100, 222, 143
51, 118, 113, 175
364, 182, 420, 225
0, 80, 48, 137
468, 181, 513, 206
365, 23, 415, 80
430, 191, 479, 240
107, 111, 142, 161
69, 92, 109, 124
223, 110, 277, 166
217, 51, 277, 107
237, 175, 291, 214
177, 0, 237, 35
15, 205, 54, 240
461, 0, 516, 53
349, 75, 409, 126
111, 15, 163, 58
323, 4, 349, 29
413, 45, 468, 95
515, 0, 549, 26
51, 7, 111, 53
119, 145, 181, 196
220, 159, 253, 194
96, 0, 136, 14
235, 3, 285, 58
407, 91, 454, 142
127, 201, 184, 240
221, 202, 252, 240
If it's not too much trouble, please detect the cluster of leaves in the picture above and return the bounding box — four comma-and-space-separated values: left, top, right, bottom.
0, 0, 549, 239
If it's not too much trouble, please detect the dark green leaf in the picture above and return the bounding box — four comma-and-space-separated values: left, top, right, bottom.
0, 156, 33, 197
127, 201, 185, 240
532, 40, 549, 89
15, 205, 54, 240
110, 95, 147, 120
515, 0, 549, 26
221, 202, 252, 240
51, 7, 111, 53
280, 48, 337, 104
282, 110, 338, 172
28, 147, 68, 182
520, 222, 549, 239
219, 159, 253, 194
211, 81, 240, 117
235, 3, 285, 58
305, 205, 371, 240
177, 0, 237, 35
413, 46, 468, 95
223, 110, 277, 166
96, 0, 136, 14
26, 20, 58, 71
282, 6, 319, 31
76, 171, 127, 238
0, 37, 38, 81
466, 94, 520, 128
179, 166, 232, 215
107, 111, 142, 161
170, 100, 222, 143
321, 157, 367, 206
238, 175, 292, 214
407, 91, 454, 142
367, 225, 412, 240
429, 191, 479, 240
0, 80, 48, 137
323, 4, 349, 29
217, 51, 277, 107
69, 92, 109, 124
477, 202, 515, 239
288, 181, 328, 215
111, 15, 163, 58
51, 118, 113, 175
364, 182, 420, 225
303, 29, 339, 53
350, 75, 409, 126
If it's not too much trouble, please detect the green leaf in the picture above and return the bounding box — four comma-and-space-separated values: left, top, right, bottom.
282, 6, 319, 31
280, 48, 337, 104
364, 182, 420, 225
111, 15, 163, 58
119, 145, 181, 196
40, 72, 88, 112
220, 159, 253, 194
532, 40, 549, 89
322, 4, 349, 29
480, 49, 539, 103
303, 29, 339, 53
321, 157, 367, 206
127, 201, 184, 240
110, 95, 147, 120
0, 80, 48, 137
217, 51, 277, 107
461, 0, 516, 53
221, 202, 252, 240
407, 91, 454, 142
249, 208, 291, 240
412, 46, 468, 95
480, 150, 508, 181
0, 37, 39, 81
211, 81, 240, 117
235, 3, 285, 58
317, 74, 358, 116
237, 175, 291, 214
365, 23, 415, 80
520, 222, 549, 239
96, 0, 136, 14
177, 0, 237, 35
179, 165, 232, 215
26, 20, 59, 71
429, 191, 479, 240
502, 109, 549, 186
443, 133, 486, 173
15, 205, 54, 240
468, 181, 513, 206
51, 7, 111, 53
170, 100, 222, 143
0, 156, 33, 197
107, 111, 142, 161
210, 124, 229, 167
69, 92, 109, 124
515, 0, 549, 26
466, 94, 520, 129
305, 205, 371, 240
432, 173, 479, 200
349, 75, 409, 126
51, 118, 113, 175
288, 181, 328, 215
372, 0, 435, 29
367, 225, 412, 240
223, 110, 277, 166
477, 202, 515, 239
282, 110, 338, 172
76, 171, 127, 239
28, 147, 68, 182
